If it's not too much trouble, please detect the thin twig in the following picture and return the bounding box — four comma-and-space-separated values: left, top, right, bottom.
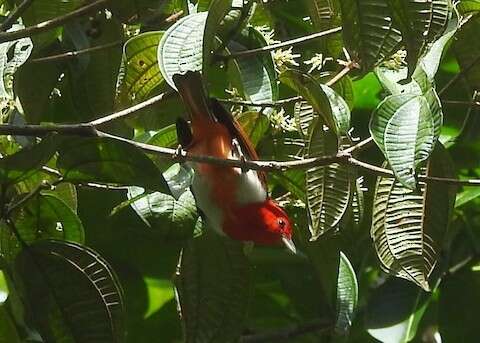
442, 100, 480, 107
0, 0, 35, 32
239, 319, 333, 343
225, 26, 342, 59
0, 0, 109, 44
438, 53, 480, 96
30, 40, 123, 63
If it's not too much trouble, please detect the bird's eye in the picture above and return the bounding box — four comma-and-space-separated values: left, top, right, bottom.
278, 218, 286, 229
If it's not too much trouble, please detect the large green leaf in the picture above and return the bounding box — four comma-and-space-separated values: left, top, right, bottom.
340, 0, 402, 72
229, 26, 279, 107
306, 122, 352, 239
371, 144, 456, 290
335, 252, 358, 335
14, 240, 125, 342
0, 193, 85, 263
175, 231, 251, 343
0, 136, 57, 185
57, 137, 169, 193
387, 0, 451, 77
305, 0, 343, 58
237, 111, 270, 147
365, 278, 430, 343
158, 12, 208, 89
116, 31, 165, 106
456, 0, 480, 14
369, 88, 443, 189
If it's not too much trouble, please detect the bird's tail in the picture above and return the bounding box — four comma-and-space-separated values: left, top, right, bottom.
172, 71, 214, 123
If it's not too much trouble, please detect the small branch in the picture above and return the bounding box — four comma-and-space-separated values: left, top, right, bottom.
438, 53, 480, 96
0, 0, 109, 44
239, 319, 333, 343
6, 180, 56, 216
442, 100, 480, 107
0, 0, 35, 32
30, 40, 123, 63
343, 137, 374, 154
89, 90, 175, 126
225, 26, 342, 59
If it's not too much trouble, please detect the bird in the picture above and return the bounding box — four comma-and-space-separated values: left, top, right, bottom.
172, 71, 295, 253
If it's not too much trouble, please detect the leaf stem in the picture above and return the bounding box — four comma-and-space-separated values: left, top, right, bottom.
225, 26, 342, 59
0, 0, 109, 44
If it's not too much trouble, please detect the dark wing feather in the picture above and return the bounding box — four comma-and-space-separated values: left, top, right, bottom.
210, 99, 268, 187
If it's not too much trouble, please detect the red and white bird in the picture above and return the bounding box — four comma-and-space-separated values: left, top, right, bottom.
173, 71, 295, 253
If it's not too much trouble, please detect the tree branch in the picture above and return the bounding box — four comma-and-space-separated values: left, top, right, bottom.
0, 0, 35, 32
0, 0, 109, 44
225, 27, 342, 59
30, 40, 123, 63
438, 53, 480, 96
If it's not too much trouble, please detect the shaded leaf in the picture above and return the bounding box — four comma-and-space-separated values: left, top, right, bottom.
175, 231, 251, 343
0, 305, 21, 343
371, 144, 456, 290
366, 278, 430, 343
14, 240, 125, 342
306, 123, 352, 239
57, 137, 169, 193
0, 136, 57, 185
237, 111, 270, 146
340, 0, 402, 72
454, 14, 480, 92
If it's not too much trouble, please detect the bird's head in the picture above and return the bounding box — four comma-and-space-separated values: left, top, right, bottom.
261, 199, 296, 253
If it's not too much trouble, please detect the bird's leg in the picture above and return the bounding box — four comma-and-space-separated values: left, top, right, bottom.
232, 138, 248, 173
176, 117, 193, 147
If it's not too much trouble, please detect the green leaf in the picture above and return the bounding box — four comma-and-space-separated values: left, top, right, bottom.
14, 240, 125, 342
0, 305, 21, 343
57, 137, 170, 193
335, 251, 358, 335
306, 123, 352, 239
116, 31, 165, 106
388, 0, 452, 77
371, 144, 456, 290
0, 270, 7, 304
0, 193, 85, 262
456, 0, 480, 15
237, 111, 270, 146
0, 136, 57, 185
366, 278, 430, 343
340, 0, 402, 72
229, 27, 279, 107
455, 187, 480, 208
305, 0, 343, 58
369, 88, 443, 189
175, 231, 252, 342
158, 12, 207, 89
322, 84, 351, 135
454, 14, 480, 92
280, 69, 337, 134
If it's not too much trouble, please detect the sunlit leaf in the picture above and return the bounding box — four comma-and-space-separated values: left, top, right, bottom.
237, 111, 270, 146
14, 240, 125, 342
158, 12, 208, 89
116, 31, 165, 106
176, 231, 251, 342
369, 88, 442, 189
456, 0, 480, 14
371, 144, 456, 290
335, 252, 358, 335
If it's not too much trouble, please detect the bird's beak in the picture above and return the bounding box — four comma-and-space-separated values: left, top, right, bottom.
281, 236, 297, 254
